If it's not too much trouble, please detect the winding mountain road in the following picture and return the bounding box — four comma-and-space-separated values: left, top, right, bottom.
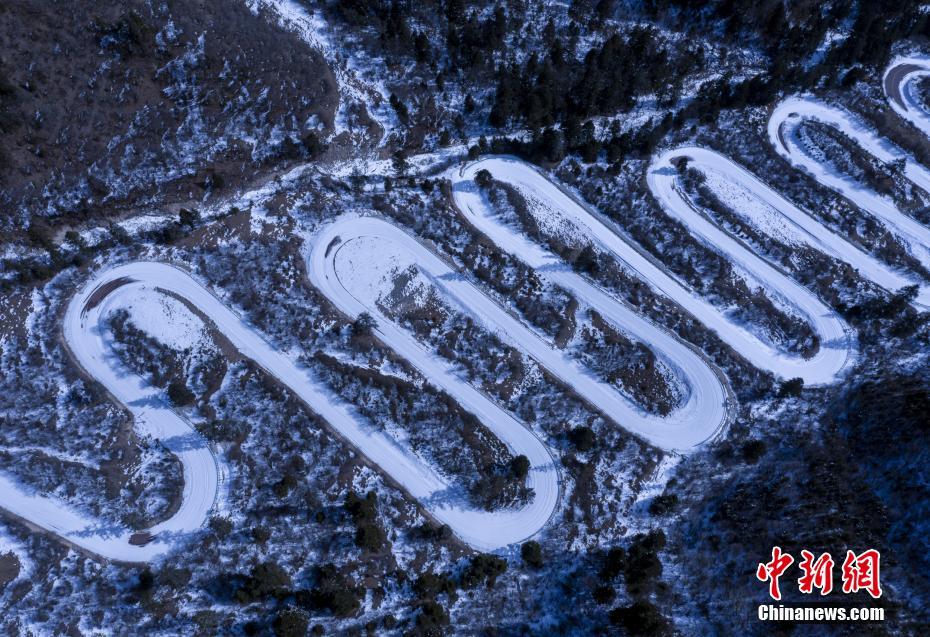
29, 54, 930, 562
769, 95, 930, 283
308, 214, 731, 453
54, 261, 562, 558
2, 264, 224, 562
453, 157, 855, 385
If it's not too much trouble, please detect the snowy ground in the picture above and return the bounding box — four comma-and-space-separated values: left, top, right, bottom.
309, 213, 729, 451
4, 270, 225, 562
453, 157, 854, 385
771, 95, 930, 273
245, 0, 396, 147
7, 50, 930, 599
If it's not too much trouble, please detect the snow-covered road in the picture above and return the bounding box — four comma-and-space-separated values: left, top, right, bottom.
34, 60, 930, 561
55, 261, 561, 555
649, 150, 855, 383
769, 95, 930, 286
309, 213, 731, 456
3, 264, 226, 562
884, 55, 930, 137
307, 215, 561, 548
453, 157, 854, 386
657, 146, 925, 307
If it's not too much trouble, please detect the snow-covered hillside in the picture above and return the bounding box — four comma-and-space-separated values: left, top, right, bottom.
2, 1, 930, 635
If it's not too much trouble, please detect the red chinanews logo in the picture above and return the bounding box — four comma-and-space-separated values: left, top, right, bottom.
756, 547, 882, 600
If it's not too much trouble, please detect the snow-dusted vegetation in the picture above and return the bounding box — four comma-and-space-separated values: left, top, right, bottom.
3, 0, 930, 634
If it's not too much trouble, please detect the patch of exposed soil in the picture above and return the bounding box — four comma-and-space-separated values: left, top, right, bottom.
0, 0, 336, 234
0, 553, 20, 588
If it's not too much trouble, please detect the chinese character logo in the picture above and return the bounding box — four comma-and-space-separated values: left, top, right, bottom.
756, 546, 794, 601
841, 549, 882, 599
757, 548, 881, 600
798, 550, 834, 595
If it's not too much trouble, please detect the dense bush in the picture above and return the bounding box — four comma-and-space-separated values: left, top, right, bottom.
235, 562, 291, 603
648, 493, 679, 516
609, 601, 670, 636
624, 531, 665, 596
599, 547, 626, 581
836, 372, 930, 590
298, 564, 361, 618
509, 454, 530, 479
413, 599, 450, 635
568, 426, 596, 452
411, 522, 453, 543
592, 584, 616, 605
413, 572, 457, 600
777, 377, 804, 399
460, 554, 507, 589
273, 607, 309, 637
520, 540, 543, 569
345, 491, 386, 552
167, 380, 195, 406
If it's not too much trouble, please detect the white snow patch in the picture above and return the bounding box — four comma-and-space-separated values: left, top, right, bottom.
115, 287, 208, 352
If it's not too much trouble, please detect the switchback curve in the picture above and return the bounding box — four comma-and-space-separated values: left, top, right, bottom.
3, 264, 225, 562
655, 145, 925, 312
307, 213, 730, 453
884, 54, 930, 137
452, 157, 854, 385
56, 262, 562, 557
769, 94, 930, 288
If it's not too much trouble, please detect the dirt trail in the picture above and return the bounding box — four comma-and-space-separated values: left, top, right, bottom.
885, 63, 923, 109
